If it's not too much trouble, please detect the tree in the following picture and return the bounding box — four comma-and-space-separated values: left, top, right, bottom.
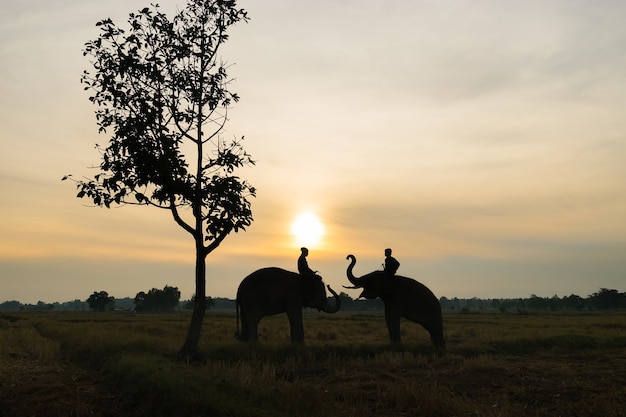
527, 294, 548, 310
0, 300, 22, 311
65, 0, 254, 356
337, 292, 354, 310
589, 288, 626, 309
563, 294, 585, 311
87, 291, 115, 311
183, 294, 215, 311
134, 285, 181, 312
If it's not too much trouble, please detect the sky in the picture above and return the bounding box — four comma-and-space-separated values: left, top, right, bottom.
1, 0, 625, 304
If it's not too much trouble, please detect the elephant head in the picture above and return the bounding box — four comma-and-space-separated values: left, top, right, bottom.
345, 254, 389, 299
302, 274, 341, 313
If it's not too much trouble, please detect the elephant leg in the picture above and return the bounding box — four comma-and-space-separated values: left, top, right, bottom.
430, 324, 446, 356
287, 308, 304, 343
433, 332, 446, 356
238, 316, 249, 341
421, 321, 446, 356
384, 307, 401, 342
240, 309, 261, 342
248, 314, 261, 342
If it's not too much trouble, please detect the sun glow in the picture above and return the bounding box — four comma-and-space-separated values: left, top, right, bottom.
291, 212, 324, 248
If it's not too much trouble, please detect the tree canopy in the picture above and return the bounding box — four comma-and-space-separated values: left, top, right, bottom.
68, 0, 254, 245
87, 291, 115, 311
134, 285, 181, 312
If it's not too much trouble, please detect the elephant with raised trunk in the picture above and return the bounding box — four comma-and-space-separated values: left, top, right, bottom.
345, 254, 446, 355
236, 268, 341, 343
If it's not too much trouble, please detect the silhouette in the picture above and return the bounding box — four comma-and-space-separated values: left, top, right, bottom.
297, 247, 316, 276
236, 268, 341, 343
68, 1, 254, 357
345, 254, 445, 355
134, 285, 181, 312
86, 291, 114, 312
383, 248, 400, 277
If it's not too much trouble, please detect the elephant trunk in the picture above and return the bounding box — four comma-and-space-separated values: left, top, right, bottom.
320, 285, 341, 313
346, 254, 363, 287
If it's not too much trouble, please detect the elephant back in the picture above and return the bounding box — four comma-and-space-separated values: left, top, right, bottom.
393, 276, 439, 302
237, 267, 300, 303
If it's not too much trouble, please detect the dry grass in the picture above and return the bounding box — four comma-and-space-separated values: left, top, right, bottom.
0, 314, 124, 417
1, 311, 625, 416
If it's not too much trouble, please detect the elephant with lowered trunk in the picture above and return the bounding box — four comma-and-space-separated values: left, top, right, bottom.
236, 268, 341, 343
345, 254, 446, 355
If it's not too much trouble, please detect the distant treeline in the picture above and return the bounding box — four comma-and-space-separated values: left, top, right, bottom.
439, 288, 626, 312
1, 288, 624, 312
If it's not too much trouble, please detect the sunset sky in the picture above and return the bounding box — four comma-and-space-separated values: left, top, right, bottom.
1, 0, 625, 304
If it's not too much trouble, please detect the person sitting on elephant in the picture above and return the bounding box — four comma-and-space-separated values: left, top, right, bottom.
383, 248, 400, 277
298, 247, 316, 276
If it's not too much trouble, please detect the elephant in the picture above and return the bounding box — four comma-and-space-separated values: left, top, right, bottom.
236, 267, 341, 343
345, 254, 446, 355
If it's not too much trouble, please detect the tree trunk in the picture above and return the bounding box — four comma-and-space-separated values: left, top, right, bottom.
178, 244, 206, 359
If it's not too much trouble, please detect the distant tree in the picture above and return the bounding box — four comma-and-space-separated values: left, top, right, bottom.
134, 291, 148, 311
183, 294, 215, 311
527, 294, 548, 310
548, 294, 563, 311
64, 299, 88, 311
134, 285, 181, 312
0, 300, 22, 311
37, 301, 54, 310
337, 292, 354, 310
113, 297, 136, 311
65, 1, 254, 356
563, 294, 585, 311
87, 291, 115, 311
211, 297, 236, 310
159, 285, 182, 311
589, 288, 626, 309
466, 297, 484, 310
353, 298, 384, 311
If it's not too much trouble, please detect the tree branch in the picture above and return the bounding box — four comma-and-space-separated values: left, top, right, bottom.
169, 195, 194, 236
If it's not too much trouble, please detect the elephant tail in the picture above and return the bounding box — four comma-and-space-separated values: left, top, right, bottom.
235, 297, 241, 340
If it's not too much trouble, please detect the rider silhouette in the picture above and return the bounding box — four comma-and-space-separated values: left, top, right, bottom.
298, 247, 316, 276
383, 248, 400, 277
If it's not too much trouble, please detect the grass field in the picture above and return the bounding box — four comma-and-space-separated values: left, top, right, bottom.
1, 310, 625, 416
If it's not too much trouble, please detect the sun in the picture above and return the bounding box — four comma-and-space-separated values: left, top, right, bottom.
291, 212, 324, 248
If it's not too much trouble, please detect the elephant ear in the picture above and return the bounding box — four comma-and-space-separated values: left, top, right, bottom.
361, 272, 393, 300
377, 274, 399, 299
301, 275, 316, 301
301, 274, 325, 308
